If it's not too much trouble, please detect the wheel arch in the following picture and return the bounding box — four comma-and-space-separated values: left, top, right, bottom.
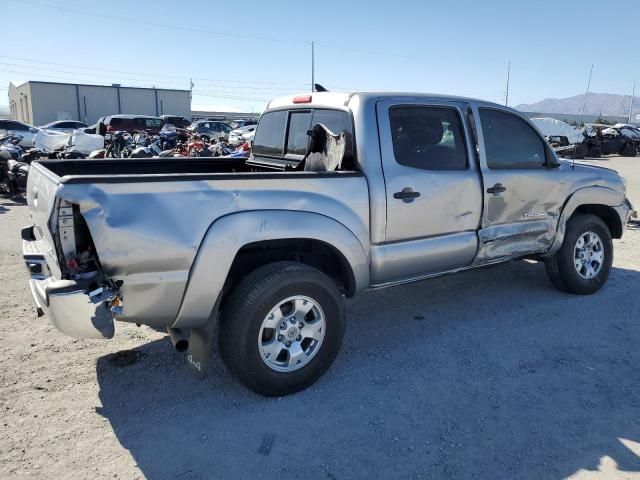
572, 204, 623, 238
225, 237, 357, 302
172, 210, 369, 329
545, 186, 626, 256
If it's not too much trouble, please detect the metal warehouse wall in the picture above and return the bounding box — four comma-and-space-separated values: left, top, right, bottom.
77, 85, 119, 124
157, 90, 191, 118
29, 82, 79, 126
8, 82, 33, 123
119, 87, 156, 116
8, 81, 191, 125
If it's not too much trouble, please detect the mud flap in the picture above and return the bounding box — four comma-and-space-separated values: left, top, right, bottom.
186, 319, 215, 380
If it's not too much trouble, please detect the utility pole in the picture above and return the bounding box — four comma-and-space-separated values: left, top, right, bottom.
189, 78, 194, 114
505, 60, 510, 107
629, 81, 636, 123
580, 64, 594, 125
311, 41, 315, 92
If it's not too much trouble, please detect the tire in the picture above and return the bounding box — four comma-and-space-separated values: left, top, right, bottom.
219, 261, 345, 396
621, 143, 636, 157
588, 146, 601, 158
574, 143, 588, 159
545, 214, 613, 295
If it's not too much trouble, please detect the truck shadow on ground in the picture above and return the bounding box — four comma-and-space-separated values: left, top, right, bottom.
96, 260, 640, 480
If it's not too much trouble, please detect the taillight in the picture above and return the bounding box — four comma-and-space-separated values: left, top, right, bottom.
293, 95, 312, 104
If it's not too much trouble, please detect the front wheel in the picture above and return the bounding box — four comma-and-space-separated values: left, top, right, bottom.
545, 214, 613, 295
219, 262, 345, 396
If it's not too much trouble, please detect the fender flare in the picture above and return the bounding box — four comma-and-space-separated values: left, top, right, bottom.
172, 210, 370, 329
545, 185, 625, 256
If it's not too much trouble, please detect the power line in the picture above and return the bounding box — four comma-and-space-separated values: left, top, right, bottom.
193, 92, 271, 103
0, 55, 309, 87
9, 0, 308, 46
0, 62, 303, 94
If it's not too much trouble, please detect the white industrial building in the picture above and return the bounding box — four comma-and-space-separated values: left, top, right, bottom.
8, 81, 191, 126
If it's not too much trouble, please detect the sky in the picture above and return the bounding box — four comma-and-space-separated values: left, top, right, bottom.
2, 0, 639, 113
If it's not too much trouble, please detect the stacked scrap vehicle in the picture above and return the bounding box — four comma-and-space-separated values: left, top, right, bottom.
582, 124, 638, 157
531, 117, 589, 158
532, 118, 640, 158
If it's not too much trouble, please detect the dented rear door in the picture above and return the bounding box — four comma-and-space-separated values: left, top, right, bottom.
473, 105, 568, 262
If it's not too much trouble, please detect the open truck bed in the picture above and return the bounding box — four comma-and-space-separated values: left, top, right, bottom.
23, 156, 368, 339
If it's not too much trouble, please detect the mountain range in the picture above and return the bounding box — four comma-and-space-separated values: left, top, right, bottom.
515, 93, 639, 117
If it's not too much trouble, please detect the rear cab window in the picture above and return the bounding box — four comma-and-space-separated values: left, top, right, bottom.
253, 108, 354, 168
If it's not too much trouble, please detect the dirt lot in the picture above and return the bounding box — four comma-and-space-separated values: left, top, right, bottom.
1, 156, 639, 480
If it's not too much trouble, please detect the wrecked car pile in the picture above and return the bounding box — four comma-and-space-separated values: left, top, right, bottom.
531, 117, 589, 158
532, 117, 640, 158
0, 116, 251, 194
582, 124, 639, 157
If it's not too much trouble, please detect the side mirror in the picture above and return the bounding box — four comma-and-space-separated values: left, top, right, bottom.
29, 127, 38, 133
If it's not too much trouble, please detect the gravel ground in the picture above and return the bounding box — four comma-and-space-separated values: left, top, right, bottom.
1, 156, 639, 480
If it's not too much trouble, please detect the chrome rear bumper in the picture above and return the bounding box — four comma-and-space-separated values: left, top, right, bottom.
22, 226, 114, 339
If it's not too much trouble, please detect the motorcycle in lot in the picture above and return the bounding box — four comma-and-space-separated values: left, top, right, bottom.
159, 123, 179, 150
105, 131, 133, 158
0, 134, 30, 195
0, 134, 24, 160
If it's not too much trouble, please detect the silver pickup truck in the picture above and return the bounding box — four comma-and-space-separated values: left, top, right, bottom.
22, 92, 632, 396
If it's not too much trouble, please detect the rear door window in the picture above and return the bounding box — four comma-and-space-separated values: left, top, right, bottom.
8, 121, 30, 131
144, 118, 162, 128
389, 106, 468, 170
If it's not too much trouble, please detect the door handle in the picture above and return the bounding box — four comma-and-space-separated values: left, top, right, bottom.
486, 183, 506, 195
393, 188, 421, 203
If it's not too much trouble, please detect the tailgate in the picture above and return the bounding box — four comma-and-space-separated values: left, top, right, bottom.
26, 162, 63, 279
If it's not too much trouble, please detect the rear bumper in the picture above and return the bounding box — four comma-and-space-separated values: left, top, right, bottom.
22, 226, 114, 339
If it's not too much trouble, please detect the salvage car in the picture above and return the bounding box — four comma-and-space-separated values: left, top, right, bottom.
228, 124, 257, 145
102, 114, 164, 135
530, 117, 587, 158
39, 120, 88, 135
585, 124, 637, 157
615, 124, 640, 154
187, 120, 232, 141
0, 120, 40, 147
22, 92, 632, 396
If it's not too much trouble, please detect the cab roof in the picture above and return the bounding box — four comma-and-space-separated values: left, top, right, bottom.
266, 91, 503, 111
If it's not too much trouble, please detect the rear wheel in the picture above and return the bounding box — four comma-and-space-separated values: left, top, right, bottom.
621, 143, 636, 157
574, 142, 588, 159
545, 214, 612, 295
587, 145, 601, 158
219, 262, 345, 396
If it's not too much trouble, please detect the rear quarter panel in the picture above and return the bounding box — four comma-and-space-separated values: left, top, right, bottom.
57, 173, 370, 326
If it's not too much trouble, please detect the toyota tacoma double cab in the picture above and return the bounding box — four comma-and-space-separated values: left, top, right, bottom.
22, 92, 632, 396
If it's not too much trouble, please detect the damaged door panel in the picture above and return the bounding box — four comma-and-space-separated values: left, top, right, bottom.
474, 107, 569, 262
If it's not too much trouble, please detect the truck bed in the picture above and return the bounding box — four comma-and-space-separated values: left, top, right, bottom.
36, 156, 358, 184
25, 157, 369, 329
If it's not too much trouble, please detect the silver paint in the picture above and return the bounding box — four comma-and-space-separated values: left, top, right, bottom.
23, 92, 630, 341
370, 232, 478, 285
